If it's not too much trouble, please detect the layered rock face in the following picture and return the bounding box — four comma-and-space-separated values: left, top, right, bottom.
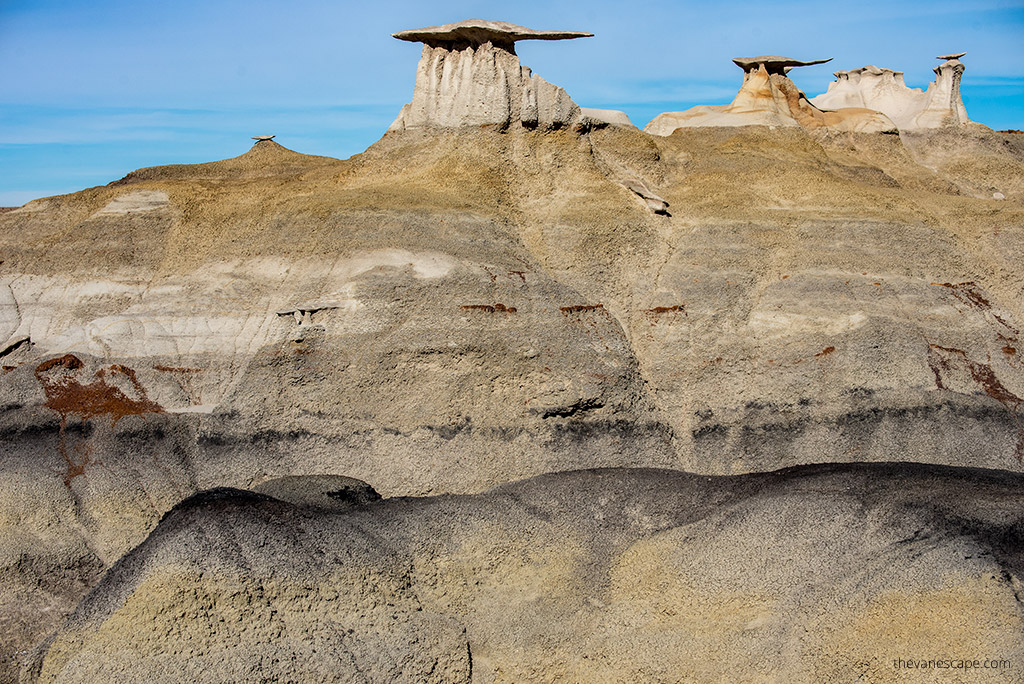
4, 122, 1024, 681
388, 19, 590, 131
812, 54, 972, 130
646, 56, 896, 135
2, 25, 1024, 680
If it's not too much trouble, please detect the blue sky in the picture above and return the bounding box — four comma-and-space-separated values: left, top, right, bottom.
2, 0, 1022, 205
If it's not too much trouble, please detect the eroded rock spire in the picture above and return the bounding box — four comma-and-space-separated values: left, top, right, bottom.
388, 19, 592, 132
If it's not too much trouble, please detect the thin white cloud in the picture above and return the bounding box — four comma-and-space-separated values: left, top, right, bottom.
0, 190, 73, 206
0, 106, 398, 145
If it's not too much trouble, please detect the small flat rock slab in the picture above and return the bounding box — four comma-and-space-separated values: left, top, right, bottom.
276, 301, 344, 316
937, 52, 966, 60
252, 135, 276, 141
733, 55, 832, 71
393, 18, 592, 44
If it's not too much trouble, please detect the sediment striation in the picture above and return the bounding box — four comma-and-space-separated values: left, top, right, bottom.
2, 19, 1024, 682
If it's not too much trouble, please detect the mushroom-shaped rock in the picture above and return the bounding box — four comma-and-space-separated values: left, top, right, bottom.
388, 19, 591, 132
811, 53, 971, 129
645, 55, 894, 136
922, 52, 970, 127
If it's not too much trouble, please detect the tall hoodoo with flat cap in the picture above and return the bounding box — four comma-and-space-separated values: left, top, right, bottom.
924, 53, 970, 126
388, 19, 592, 132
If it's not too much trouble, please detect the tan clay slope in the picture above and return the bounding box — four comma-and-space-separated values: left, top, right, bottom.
2, 126, 1023, 483
1, 124, 1023, 678
574, 126, 1024, 474
448, 124, 1024, 474
0, 130, 674, 676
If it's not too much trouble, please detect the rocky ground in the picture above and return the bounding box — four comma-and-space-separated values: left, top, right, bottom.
2, 121, 1023, 680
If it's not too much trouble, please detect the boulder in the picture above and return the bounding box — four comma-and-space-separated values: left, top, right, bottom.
580, 107, 637, 128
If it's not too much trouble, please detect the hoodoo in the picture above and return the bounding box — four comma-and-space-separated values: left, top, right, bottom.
388, 19, 592, 131
811, 53, 972, 130
645, 55, 896, 135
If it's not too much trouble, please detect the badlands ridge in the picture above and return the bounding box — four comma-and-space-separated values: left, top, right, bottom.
2, 19, 1024, 683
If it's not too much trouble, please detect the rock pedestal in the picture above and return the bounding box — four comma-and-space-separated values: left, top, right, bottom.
918, 53, 970, 127
388, 19, 591, 132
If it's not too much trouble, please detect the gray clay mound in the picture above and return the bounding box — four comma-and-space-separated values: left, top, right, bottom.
27, 463, 1024, 683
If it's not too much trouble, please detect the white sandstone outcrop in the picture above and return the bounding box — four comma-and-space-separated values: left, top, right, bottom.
645, 55, 896, 136
389, 19, 592, 131
0, 282, 19, 345
811, 54, 972, 130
